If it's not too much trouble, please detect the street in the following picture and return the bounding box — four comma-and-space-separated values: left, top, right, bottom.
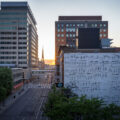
0, 84, 50, 120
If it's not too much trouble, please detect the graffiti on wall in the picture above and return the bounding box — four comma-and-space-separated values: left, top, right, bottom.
64, 53, 120, 105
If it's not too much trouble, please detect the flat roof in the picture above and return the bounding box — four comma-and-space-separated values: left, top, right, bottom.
59, 16, 102, 21
59, 46, 120, 54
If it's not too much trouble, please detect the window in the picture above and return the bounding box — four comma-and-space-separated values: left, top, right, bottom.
66, 24, 69, 27
57, 24, 60, 27
100, 24, 102, 27
70, 24, 72, 27
57, 29, 60, 32
61, 34, 64, 37
61, 39, 64, 42
61, 24, 64, 27
104, 24, 106, 27
61, 29, 64, 32
91, 24, 94, 27
73, 24, 75, 27
100, 29, 102, 32
57, 39, 60, 41
57, 34, 60, 37
73, 34, 75, 37
66, 34, 69, 37
70, 34, 72, 37
100, 34, 102, 37
103, 29, 106, 32
95, 24, 97, 27
104, 34, 106, 37
80, 24, 83, 27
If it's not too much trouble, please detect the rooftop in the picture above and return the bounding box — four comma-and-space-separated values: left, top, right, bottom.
1, 1, 36, 25
59, 16, 102, 21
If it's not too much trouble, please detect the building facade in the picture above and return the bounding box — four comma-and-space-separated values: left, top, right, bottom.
55, 16, 108, 81
55, 16, 108, 64
0, 2, 38, 68
59, 47, 120, 105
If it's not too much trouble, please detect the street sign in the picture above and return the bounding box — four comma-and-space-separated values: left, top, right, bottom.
56, 83, 63, 87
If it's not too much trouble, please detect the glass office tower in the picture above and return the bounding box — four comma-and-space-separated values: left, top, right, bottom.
0, 2, 38, 68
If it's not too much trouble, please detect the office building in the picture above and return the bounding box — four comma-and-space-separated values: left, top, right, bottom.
55, 16, 108, 81
55, 16, 108, 64
0, 2, 38, 68
59, 47, 120, 105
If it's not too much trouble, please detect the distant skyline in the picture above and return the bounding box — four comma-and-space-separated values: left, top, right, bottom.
1, 0, 120, 59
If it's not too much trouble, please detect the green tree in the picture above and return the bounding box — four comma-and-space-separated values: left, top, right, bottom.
0, 67, 13, 102
44, 87, 120, 120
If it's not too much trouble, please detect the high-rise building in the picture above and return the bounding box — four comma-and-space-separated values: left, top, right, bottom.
55, 16, 108, 64
0, 2, 38, 68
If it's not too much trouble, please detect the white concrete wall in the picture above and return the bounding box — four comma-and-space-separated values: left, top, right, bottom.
64, 53, 120, 105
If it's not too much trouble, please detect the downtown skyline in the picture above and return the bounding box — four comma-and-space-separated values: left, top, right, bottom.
1, 0, 120, 60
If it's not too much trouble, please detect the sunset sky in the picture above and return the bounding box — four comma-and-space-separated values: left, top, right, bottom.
2, 0, 120, 60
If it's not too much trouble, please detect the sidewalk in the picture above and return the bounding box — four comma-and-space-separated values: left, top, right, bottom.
0, 83, 31, 114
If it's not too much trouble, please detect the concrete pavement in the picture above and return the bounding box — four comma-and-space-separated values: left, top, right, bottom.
0, 82, 51, 120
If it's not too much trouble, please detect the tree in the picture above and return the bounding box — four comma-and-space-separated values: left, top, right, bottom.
44, 87, 120, 120
0, 67, 13, 102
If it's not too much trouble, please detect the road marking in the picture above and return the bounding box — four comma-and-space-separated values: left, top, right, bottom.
35, 91, 45, 119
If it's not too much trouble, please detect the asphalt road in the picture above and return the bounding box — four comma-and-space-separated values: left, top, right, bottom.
0, 87, 50, 120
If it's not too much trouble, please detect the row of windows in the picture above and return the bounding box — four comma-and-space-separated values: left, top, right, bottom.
0, 27, 17, 30
0, 32, 16, 34
0, 56, 27, 59
66, 34, 76, 37
0, 37, 16, 39
0, 37, 27, 40
0, 32, 26, 35
18, 42, 27, 44
18, 47, 27, 49
57, 39, 64, 42
57, 28, 107, 33
0, 12, 26, 15
18, 56, 27, 59
18, 61, 27, 64
0, 42, 27, 45
0, 17, 26, 20
0, 22, 27, 25
66, 44, 76, 47
0, 27, 26, 30
0, 52, 26, 54
100, 34, 107, 37
18, 52, 26, 54
0, 56, 16, 59
0, 61, 16, 64
0, 42, 16, 44
0, 47, 27, 49
0, 47, 16, 49
0, 52, 16, 54
18, 37, 27, 39
57, 23, 107, 28
18, 27, 26, 30
57, 33, 107, 38
57, 34, 64, 37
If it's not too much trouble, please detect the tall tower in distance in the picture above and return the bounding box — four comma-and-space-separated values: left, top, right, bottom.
41, 47, 45, 69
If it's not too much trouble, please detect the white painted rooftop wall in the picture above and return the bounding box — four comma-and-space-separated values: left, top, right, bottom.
64, 53, 120, 105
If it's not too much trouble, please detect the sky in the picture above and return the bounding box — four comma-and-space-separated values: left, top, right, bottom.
1, 0, 120, 59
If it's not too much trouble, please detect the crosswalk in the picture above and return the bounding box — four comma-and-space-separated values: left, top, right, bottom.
28, 84, 51, 89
